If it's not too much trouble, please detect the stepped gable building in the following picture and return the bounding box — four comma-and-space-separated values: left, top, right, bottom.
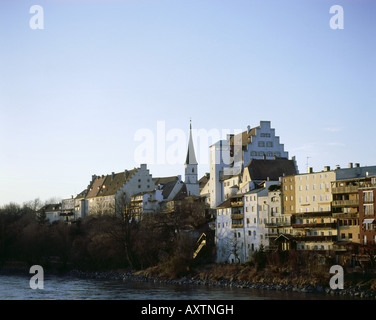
85, 164, 155, 215
205, 120, 298, 208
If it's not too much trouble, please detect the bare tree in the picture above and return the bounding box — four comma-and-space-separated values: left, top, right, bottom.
226, 232, 242, 263
101, 192, 140, 269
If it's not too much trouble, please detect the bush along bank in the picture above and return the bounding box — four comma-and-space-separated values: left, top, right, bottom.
67, 263, 376, 299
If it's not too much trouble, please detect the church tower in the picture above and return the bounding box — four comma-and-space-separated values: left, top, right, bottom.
185, 120, 199, 196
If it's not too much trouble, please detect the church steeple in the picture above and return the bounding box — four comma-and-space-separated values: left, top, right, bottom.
185, 120, 198, 165
184, 120, 199, 196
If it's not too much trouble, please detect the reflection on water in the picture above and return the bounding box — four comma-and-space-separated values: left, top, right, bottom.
0, 274, 354, 300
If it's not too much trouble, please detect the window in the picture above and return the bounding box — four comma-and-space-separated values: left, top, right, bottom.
364, 204, 374, 216
258, 141, 265, 147
266, 141, 273, 147
364, 191, 374, 202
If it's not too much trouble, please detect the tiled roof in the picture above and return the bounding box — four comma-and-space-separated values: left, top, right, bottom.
229, 126, 259, 147
97, 169, 137, 197
85, 175, 107, 198
161, 180, 179, 199
153, 176, 179, 186
173, 184, 188, 201
246, 158, 297, 181
86, 169, 138, 199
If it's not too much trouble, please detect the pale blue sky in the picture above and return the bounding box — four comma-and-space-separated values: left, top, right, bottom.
1, 0, 375, 205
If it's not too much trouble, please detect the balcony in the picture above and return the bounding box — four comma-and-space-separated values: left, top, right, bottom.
292, 222, 337, 229
231, 213, 244, 220
230, 200, 243, 207
231, 223, 243, 229
294, 235, 337, 242
265, 232, 279, 238
60, 211, 74, 217
292, 211, 332, 219
332, 212, 358, 219
332, 199, 359, 207
265, 222, 291, 228
332, 186, 359, 194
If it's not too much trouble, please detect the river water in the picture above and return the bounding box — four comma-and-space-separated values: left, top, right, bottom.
0, 273, 355, 300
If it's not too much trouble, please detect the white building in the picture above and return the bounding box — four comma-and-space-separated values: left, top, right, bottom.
86, 164, 156, 215
205, 121, 297, 209
215, 182, 283, 263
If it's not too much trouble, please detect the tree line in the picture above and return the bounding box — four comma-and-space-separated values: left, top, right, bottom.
0, 194, 215, 276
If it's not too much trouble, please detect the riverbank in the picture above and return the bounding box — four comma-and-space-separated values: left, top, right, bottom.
2, 260, 376, 299
67, 263, 376, 299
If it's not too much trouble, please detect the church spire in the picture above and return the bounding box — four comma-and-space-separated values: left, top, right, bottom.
185, 120, 198, 165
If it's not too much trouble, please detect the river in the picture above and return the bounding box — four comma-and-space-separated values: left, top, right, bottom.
0, 273, 357, 300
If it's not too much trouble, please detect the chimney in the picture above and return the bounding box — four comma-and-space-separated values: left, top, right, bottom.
92, 174, 97, 181
324, 166, 330, 172
247, 125, 251, 133
348, 163, 353, 168
355, 163, 360, 168
308, 167, 313, 173
335, 165, 340, 170
111, 172, 115, 181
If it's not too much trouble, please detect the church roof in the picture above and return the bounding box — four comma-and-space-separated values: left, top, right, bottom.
185, 121, 198, 165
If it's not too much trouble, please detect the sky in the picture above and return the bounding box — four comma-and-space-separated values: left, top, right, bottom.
0, 0, 375, 206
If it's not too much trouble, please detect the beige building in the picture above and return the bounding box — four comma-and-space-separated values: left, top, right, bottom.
282, 164, 376, 253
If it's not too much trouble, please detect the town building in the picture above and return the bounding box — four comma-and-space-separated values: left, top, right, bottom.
214, 156, 297, 263
206, 121, 298, 209
281, 163, 376, 254
85, 164, 156, 215
358, 176, 376, 248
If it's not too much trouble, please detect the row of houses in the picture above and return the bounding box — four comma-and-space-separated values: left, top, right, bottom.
41, 121, 204, 224
40, 120, 376, 266
195, 121, 376, 263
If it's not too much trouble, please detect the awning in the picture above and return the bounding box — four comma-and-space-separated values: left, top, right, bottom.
363, 219, 375, 224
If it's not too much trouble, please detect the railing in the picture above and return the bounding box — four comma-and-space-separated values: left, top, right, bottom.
294, 235, 337, 242
292, 222, 337, 229
332, 212, 358, 219
332, 199, 359, 207
230, 201, 244, 207
265, 222, 291, 228
265, 233, 279, 238
332, 186, 359, 194
232, 224, 243, 229
231, 213, 244, 220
